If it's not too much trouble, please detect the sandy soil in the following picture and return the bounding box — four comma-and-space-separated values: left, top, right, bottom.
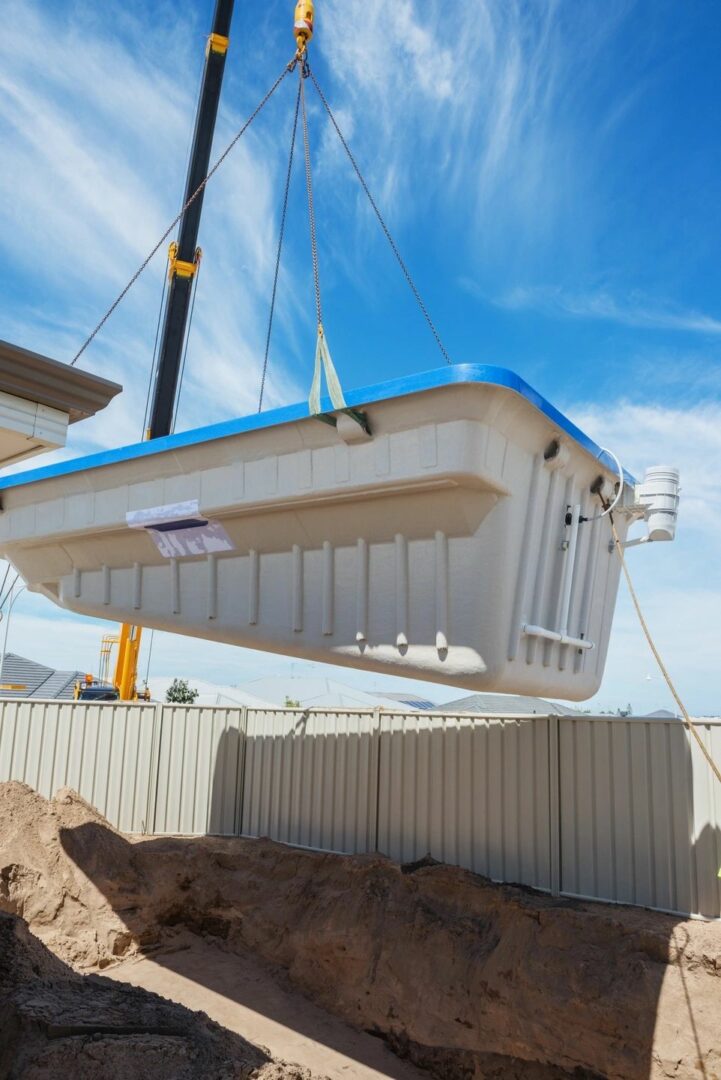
107, 932, 427, 1080
0, 909, 315, 1080
1, 782, 720, 1079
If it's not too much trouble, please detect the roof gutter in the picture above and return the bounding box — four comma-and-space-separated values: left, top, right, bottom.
0, 339, 122, 423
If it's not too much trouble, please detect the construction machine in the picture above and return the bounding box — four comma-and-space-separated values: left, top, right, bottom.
109, 0, 235, 699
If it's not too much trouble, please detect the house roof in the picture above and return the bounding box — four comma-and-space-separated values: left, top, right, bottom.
370, 692, 438, 710
147, 677, 275, 709
0, 653, 84, 699
439, 692, 580, 716
0, 339, 121, 423
236, 676, 431, 711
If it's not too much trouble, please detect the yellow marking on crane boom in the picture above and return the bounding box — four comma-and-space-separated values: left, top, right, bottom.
167, 242, 202, 281
207, 32, 230, 56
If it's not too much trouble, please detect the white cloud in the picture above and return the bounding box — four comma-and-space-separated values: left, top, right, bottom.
587, 583, 721, 716
573, 399, 721, 714
317, 0, 634, 244
494, 284, 721, 335
0, 7, 186, 291
0, 0, 310, 455
572, 400, 721, 532
0, 599, 464, 707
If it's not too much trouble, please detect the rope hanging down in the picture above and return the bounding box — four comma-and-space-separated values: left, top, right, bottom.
70, 59, 296, 368
300, 61, 347, 415
609, 516, 721, 790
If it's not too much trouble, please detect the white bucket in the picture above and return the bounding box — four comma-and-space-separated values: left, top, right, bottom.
638, 465, 681, 541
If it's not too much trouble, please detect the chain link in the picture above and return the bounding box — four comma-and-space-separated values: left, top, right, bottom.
258, 77, 302, 412
70, 60, 297, 368
308, 68, 453, 366
300, 62, 323, 332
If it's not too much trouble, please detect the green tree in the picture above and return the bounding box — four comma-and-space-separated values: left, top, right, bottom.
284, 696, 301, 708
166, 678, 199, 704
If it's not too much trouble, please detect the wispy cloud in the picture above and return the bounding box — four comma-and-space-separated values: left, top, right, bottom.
573, 397, 721, 713
318, 0, 634, 239
492, 284, 721, 335
0, 0, 310, 456
572, 399, 721, 532
588, 582, 721, 714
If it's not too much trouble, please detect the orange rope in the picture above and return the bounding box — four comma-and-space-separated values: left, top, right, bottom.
610, 518, 721, 787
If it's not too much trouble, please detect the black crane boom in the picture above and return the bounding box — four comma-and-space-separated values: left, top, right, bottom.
149, 0, 235, 439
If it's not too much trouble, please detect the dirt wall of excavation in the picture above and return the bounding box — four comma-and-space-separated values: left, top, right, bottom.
1, 782, 719, 1080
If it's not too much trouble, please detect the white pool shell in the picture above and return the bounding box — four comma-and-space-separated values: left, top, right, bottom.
0, 365, 637, 700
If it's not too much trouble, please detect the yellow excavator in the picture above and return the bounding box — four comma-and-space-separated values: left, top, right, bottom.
74, 627, 149, 701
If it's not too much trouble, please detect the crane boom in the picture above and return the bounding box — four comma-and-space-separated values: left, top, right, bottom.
149, 0, 235, 439
113, 0, 235, 701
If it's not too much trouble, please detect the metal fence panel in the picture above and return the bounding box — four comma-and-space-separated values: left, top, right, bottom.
152, 705, 246, 835
241, 709, 380, 853
558, 716, 721, 918
1, 700, 719, 918
377, 713, 552, 890
0, 699, 157, 833
688, 720, 721, 918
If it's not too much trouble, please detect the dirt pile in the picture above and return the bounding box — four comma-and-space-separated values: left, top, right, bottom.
0, 782, 141, 969
0, 909, 314, 1079
1, 781, 720, 1080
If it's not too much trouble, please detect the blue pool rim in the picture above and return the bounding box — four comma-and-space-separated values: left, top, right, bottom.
0, 364, 634, 490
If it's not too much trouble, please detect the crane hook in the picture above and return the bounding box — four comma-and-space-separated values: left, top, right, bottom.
294, 1, 314, 56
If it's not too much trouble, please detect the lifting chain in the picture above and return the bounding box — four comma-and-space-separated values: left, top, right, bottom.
261, 0, 451, 417
299, 58, 347, 414
70, 60, 296, 367
300, 61, 322, 336
258, 77, 303, 412
308, 67, 453, 367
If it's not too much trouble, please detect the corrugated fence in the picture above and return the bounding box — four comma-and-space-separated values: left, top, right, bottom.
0, 700, 719, 918
0, 699, 156, 833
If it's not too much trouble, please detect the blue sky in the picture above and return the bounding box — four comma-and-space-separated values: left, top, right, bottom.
0, 0, 719, 712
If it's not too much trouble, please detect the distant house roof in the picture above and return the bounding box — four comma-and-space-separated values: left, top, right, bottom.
439, 692, 580, 716
0, 653, 84, 700
370, 692, 438, 711
148, 677, 275, 709
236, 676, 431, 711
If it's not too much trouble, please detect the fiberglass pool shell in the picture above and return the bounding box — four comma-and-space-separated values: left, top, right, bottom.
0, 365, 637, 700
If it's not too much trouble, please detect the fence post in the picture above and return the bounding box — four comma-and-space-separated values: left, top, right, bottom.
372, 707, 382, 854
235, 706, 248, 836
142, 700, 165, 835
548, 713, 561, 896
